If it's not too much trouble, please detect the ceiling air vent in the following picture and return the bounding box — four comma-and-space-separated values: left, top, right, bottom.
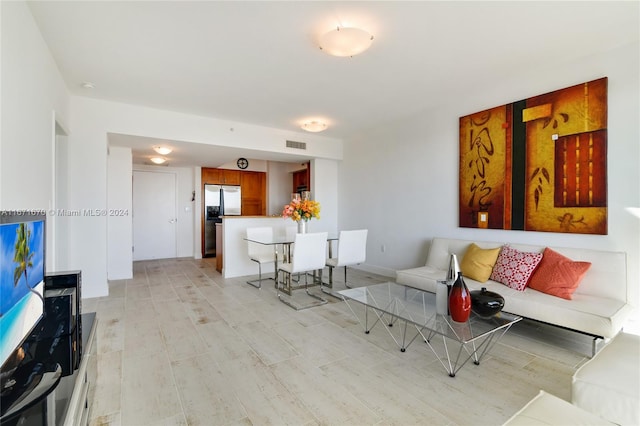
286, 140, 307, 150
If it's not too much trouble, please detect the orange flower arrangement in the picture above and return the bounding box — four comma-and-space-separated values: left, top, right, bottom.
282, 199, 321, 222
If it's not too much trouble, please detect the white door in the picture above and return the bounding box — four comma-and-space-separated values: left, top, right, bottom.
133, 170, 177, 260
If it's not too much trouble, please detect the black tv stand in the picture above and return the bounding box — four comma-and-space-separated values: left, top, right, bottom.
0, 313, 96, 426
0, 363, 62, 421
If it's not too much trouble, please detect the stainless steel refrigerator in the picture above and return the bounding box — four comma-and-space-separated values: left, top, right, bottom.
204, 184, 241, 257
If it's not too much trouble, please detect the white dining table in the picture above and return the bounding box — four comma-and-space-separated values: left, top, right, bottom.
244, 232, 338, 295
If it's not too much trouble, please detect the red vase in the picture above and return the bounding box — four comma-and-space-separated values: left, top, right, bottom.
449, 272, 471, 322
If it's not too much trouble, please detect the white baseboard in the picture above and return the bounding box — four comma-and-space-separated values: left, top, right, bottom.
351, 263, 396, 279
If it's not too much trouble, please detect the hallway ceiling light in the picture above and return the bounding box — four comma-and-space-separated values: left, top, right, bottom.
319, 27, 374, 57
301, 121, 328, 132
150, 157, 167, 164
153, 145, 172, 155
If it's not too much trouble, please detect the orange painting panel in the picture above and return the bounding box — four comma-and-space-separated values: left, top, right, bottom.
525, 78, 607, 234
459, 77, 607, 234
459, 106, 508, 229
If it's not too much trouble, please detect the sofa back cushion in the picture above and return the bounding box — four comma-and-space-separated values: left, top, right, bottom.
426, 238, 502, 271
528, 248, 591, 299
545, 246, 627, 301
459, 243, 501, 282
490, 245, 543, 291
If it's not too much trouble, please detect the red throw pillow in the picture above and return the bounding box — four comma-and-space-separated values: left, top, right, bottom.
489, 245, 543, 291
528, 248, 591, 300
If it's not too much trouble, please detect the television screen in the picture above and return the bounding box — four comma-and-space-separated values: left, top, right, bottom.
0, 215, 45, 373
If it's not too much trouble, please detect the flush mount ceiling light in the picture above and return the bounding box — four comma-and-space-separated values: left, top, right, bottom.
319, 26, 374, 57
301, 121, 328, 132
150, 157, 167, 165
81, 81, 95, 89
153, 145, 172, 155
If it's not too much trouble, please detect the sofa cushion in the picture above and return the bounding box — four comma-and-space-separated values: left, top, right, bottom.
464, 278, 630, 339
528, 247, 591, 300
460, 243, 501, 282
395, 265, 443, 293
490, 245, 543, 291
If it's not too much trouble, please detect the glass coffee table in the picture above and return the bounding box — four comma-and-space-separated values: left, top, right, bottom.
338, 282, 521, 377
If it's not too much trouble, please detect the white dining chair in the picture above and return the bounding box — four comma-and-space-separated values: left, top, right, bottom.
284, 225, 298, 263
277, 232, 328, 310
246, 227, 279, 289
325, 229, 368, 289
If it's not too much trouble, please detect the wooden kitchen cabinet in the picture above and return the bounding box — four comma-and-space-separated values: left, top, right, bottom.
202, 167, 241, 185
292, 163, 310, 193
201, 167, 266, 217
202, 167, 221, 184
221, 169, 240, 185
241, 171, 266, 216
201, 167, 264, 258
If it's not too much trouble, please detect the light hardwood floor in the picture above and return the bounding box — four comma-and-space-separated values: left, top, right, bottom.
84, 257, 591, 426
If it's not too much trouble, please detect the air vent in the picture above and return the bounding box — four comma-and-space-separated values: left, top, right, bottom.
286, 140, 307, 150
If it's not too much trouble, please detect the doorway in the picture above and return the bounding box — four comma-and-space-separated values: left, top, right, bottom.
132, 170, 177, 260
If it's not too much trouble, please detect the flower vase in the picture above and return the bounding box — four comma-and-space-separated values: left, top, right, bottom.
448, 272, 471, 322
297, 220, 307, 234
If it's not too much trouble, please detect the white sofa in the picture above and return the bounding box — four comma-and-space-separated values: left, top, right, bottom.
396, 237, 634, 350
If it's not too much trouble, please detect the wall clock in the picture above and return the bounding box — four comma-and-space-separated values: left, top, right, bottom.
237, 158, 249, 169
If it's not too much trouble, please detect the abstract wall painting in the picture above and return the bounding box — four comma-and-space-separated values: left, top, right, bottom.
459, 78, 607, 234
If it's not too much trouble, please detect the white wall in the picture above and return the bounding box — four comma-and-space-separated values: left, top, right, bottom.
0, 1, 70, 272
267, 161, 296, 216
193, 167, 202, 259
310, 158, 338, 235
54, 130, 70, 271
107, 146, 133, 279
340, 42, 640, 307
66, 104, 108, 298
218, 159, 267, 173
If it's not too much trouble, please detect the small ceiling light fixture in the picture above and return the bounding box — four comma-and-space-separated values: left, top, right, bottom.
150, 157, 167, 165
81, 81, 95, 89
319, 26, 374, 57
153, 145, 172, 155
301, 121, 328, 132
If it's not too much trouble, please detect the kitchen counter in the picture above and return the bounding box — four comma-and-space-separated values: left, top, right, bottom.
221, 216, 333, 278
221, 216, 293, 278
215, 223, 222, 272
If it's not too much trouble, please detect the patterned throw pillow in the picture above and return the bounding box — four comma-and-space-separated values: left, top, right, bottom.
528, 247, 591, 300
489, 245, 543, 291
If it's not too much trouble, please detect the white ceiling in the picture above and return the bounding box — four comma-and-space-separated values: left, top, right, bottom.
27, 1, 639, 166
